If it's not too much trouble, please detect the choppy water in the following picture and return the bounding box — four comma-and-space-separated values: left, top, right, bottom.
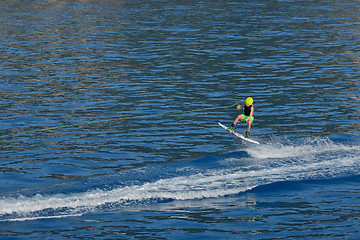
1, 0, 359, 239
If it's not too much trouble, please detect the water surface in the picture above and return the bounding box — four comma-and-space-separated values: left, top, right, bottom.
0, 0, 359, 239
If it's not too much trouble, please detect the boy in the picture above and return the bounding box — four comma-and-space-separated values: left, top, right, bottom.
229, 97, 254, 138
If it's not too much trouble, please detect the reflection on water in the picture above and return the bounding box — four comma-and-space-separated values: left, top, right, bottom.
0, 0, 359, 197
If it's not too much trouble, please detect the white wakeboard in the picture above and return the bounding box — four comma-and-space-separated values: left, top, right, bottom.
218, 122, 260, 144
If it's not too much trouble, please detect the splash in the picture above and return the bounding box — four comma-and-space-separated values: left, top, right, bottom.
246, 137, 353, 159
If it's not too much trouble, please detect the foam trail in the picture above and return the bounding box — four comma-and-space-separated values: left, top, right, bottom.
1, 137, 359, 221
0, 171, 257, 221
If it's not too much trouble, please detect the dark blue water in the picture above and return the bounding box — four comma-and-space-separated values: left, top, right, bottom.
1, 0, 359, 239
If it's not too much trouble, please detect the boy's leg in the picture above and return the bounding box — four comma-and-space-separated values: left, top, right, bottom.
245, 116, 254, 138
246, 121, 252, 132
234, 114, 245, 125
230, 115, 245, 130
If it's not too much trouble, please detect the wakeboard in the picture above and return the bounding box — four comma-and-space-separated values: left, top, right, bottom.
218, 122, 260, 144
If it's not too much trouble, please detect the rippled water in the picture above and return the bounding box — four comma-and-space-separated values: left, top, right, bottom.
0, 0, 359, 239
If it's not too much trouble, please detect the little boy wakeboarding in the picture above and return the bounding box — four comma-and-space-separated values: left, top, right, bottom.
229, 97, 254, 138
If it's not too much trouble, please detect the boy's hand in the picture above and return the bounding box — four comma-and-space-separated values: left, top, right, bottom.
232, 105, 242, 110
229, 123, 235, 130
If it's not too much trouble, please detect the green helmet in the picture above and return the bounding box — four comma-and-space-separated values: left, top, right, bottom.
245, 97, 253, 106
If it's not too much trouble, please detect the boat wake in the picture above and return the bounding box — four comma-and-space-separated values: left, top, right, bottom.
0, 135, 359, 221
